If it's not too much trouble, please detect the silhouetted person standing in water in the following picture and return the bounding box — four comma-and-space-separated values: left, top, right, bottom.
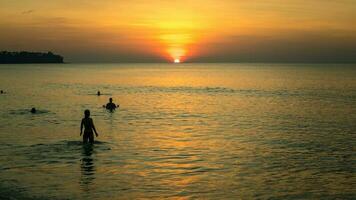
105, 97, 118, 111
97, 91, 101, 96
80, 110, 99, 144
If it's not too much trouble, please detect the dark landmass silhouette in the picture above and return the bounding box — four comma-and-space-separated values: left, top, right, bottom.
0, 51, 63, 64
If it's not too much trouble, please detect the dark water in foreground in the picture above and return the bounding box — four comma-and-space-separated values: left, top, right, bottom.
0, 63, 355, 199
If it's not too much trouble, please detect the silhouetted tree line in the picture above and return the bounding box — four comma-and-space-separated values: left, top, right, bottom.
0, 51, 63, 63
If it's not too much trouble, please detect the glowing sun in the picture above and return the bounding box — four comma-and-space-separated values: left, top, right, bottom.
174, 58, 180, 63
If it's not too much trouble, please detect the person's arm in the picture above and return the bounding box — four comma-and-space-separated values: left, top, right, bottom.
80, 119, 83, 136
91, 119, 99, 137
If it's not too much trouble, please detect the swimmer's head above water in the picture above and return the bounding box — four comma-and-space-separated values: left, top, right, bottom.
30, 107, 36, 113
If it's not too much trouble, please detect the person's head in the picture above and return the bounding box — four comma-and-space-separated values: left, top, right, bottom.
84, 109, 90, 118
97, 91, 100, 95
0, 90, 3, 94
30, 107, 36, 113
109, 98, 113, 103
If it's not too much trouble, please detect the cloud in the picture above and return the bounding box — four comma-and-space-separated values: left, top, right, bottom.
188, 30, 356, 63
22, 9, 34, 15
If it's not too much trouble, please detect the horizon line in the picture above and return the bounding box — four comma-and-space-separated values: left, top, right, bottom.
2, 61, 356, 65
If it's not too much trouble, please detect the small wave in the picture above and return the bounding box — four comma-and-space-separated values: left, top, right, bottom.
88, 93, 112, 96
9, 109, 53, 115
178, 166, 223, 176
22, 140, 111, 165
0, 181, 33, 200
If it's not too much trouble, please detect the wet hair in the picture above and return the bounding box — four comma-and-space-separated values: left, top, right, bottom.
84, 109, 90, 118
30, 107, 36, 113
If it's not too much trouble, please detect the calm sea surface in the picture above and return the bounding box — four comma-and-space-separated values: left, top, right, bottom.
0, 63, 355, 199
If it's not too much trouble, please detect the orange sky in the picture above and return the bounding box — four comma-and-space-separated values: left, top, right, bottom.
0, 0, 355, 62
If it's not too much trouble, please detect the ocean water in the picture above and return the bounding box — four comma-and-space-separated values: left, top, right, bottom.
0, 63, 355, 199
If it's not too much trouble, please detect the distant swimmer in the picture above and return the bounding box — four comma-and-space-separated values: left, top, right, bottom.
0, 90, 4, 94
105, 97, 118, 111
80, 109, 99, 144
97, 91, 101, 96
30, 107, 36, 113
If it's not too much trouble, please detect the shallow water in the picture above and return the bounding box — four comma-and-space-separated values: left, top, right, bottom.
0, 63, 355, 199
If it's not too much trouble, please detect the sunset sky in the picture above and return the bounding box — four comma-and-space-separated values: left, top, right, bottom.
1, 0, 355, 63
